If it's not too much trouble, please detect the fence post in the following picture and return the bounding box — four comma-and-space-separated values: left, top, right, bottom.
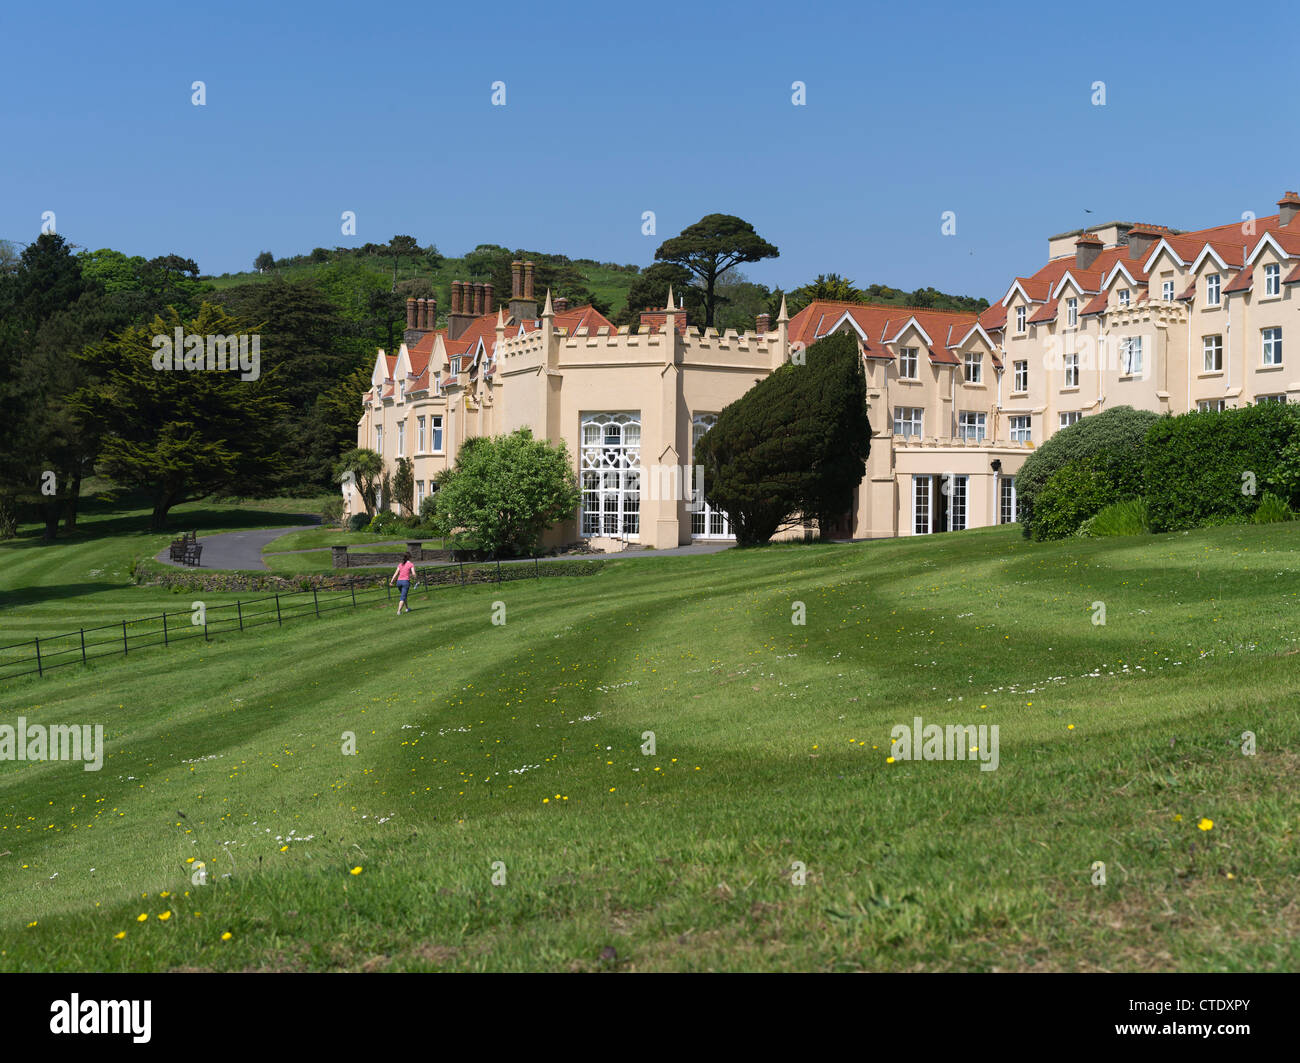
34, 637, 42, 677
275, 593, 282, 625
313, 588, 320, 617
496, 557, 502, 583
79, 628, 86, 664
122, 620, 129, 656
350, 584, 356, 608
534, 556, 539, 579
459, 559, 465, 585
163, 611, 168, 646
386, 581, 391, 600
237, 600, 243, 631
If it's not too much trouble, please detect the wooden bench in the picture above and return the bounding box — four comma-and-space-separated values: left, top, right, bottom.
169, 531, 201, 565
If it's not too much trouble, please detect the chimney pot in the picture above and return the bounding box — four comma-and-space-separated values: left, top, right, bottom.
1279, 191, 1300, 227
484, 282, 494, 313
511, 261, 523, 299
417, 298, 428, 330
450, 281, 462, 316
406, 298, 418, 330
523, 261, 535, 300
473, 282, 485, 316
554, 296, 568, 313
756, 312, 771, 334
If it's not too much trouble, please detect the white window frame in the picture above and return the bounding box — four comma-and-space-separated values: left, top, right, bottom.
1198, 399, 1228, 413
1257, 394, 1288, 405
432, 415, 444, 453
1013, 360, 1028, 393
1120, 336, 1144, 376
690, 414, 732, 539
957, 411, 986, 442
1206, 273, 1221, 306
1265, 263, 1281, 297
999, 475, 1017, 524
1263, 327, 1283, 367
1064, 353, 1079, 388
1009, 415, 1032, 443
912, 475, 932, 535
580, 412, 641, 539
948, 474, 968, 531
898, 347, 919, 379
1203, 335, 1223, 372
1066, 297, 1078, 327
396, 420, 405, 456
417, 416, 426, 452
375, 425, 383, 455
964, 351, 982, 384
1060, 411, 1082, 428
1118, 289, 1131, 308
1162, 279, 1175, 302
1015, 305, 1026, 333
893, 406, 923, 438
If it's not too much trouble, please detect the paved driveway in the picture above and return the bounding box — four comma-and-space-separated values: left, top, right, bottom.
155, 524, 319, 571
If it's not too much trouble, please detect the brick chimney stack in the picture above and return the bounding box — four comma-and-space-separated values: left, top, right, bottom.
511, 261, 523, 299
448, 280, 474, 340
554, 296, 569, 313
1279, 191, 1300, 227
1126, 225, 1161, 261
416, 298, 427, 330
523, 261, 535, 300
483, 282, 494, 314
756, 312, 771, 334
508, 261, 537, 322
1075, 232, 1103, 270
473, 282, 485, 316
406, 298, 418, 330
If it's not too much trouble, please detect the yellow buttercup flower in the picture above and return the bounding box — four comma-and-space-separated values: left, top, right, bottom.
1198, 818, 1214, 831
349, 866, 363, 875
221, 931, 233, 941
136, 913, 148, 922
114, 931, 126, 940
158, 911, 171, 921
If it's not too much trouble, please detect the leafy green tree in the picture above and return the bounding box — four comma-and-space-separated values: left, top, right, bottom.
215, 279, 359, 489
387, 235, 421, 290
430, 428, 580, 556
255, 251, 275, 272
393, 456, 415, 517
335, 447, 383, 519
695, 331, 870, 543
618, 262, 700, 326
787, 273, 863, 314
654, 214, 778, 327
77, 303, 289, 529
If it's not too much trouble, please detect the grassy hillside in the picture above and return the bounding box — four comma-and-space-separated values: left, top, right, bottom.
205, 251, 639, 323
1, 500, 1298, 971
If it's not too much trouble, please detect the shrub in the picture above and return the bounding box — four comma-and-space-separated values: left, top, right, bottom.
1031, 458, 1124, 540
346, 513, 369, 532
321, 497, 344, 526
1253, 491, 1293, 524
1081, 498, 1150, 537
1143, 403, 1300, 531
366, 510, 402, 534
1016, 406, 1158, 541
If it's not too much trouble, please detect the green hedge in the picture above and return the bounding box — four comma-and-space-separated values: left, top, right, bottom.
1015, 406, 1158, 540
1032, 458, 1128, 540
1143, 403, 1300, 532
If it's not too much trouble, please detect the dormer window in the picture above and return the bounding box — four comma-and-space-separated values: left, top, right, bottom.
1206, 273, 1221, 306
898, 347, 919, 379
1016, 305, 1026, 333
1162, 279, 1175, 301
1066, 297, 1078, 327
1117, 289, 1131, 308
1265, 262, 1281, 297
963, 351, 982, 384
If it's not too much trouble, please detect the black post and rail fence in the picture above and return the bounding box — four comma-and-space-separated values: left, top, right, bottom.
0, 555, 600, 684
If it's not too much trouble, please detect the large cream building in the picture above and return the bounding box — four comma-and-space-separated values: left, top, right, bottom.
351, 192, 1300, 544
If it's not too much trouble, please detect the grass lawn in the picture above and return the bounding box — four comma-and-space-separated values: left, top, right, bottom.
261, 529, 402, 554
1, 498, 1298, 972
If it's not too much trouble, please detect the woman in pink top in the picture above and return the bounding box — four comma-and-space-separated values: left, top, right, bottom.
390, 553, 417, 615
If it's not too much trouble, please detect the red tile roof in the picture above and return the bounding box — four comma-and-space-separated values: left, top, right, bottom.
1222, 268, 1253, 294
787, 300, 987, 367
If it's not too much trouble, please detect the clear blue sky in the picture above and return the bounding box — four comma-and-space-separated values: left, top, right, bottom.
2, 0, 1295, 302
